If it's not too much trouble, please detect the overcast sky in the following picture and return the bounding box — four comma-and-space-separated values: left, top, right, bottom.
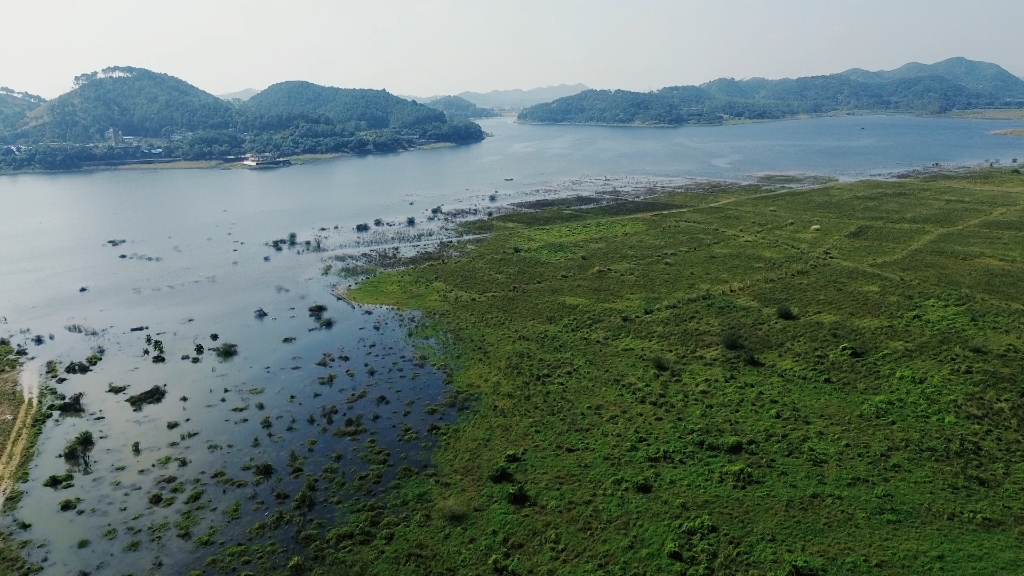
3, 0, 1022, 99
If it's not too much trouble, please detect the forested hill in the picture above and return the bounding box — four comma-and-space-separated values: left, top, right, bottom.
7, 67, 236, 142
240, 82, 447, 131
0, 67, 484, 171
237, 82, 484, 156
425, 95, 495, 119
518, 58, 1024, 126
0, 88, 44, 133
840, 57, 1024, 97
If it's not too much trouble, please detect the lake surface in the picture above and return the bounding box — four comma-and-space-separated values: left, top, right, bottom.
0, 114, 1023, 574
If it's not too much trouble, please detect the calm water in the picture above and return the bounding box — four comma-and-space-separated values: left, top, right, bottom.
0, 115, 1023, 574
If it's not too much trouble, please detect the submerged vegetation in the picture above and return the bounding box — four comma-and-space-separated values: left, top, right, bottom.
335, 169, 1024, 575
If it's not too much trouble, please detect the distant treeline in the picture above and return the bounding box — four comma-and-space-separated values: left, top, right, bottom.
519, 57, 1024, 126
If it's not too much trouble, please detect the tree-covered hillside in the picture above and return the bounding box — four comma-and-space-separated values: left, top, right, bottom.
0, 68, 485, 171
0, 88, 44, 133
519, 58, 1024, 126
240, 82, 447, 132
237, 82, 483, 157
841, 57, 1024, 98
6, 67, 237, 143
425, 95, 495, 119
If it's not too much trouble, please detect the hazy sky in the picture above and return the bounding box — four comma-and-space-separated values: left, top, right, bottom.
3, 0, 1022, 99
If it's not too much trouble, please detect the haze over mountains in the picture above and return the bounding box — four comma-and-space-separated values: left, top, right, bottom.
217, 88, 261, 102
401, 84, 591, 109
518, 57, 1024, 126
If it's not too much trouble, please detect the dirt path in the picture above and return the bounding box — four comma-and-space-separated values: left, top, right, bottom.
0, 367, 37, 510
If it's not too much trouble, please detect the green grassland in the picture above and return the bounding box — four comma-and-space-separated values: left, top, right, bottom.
320, 171, 1024, 575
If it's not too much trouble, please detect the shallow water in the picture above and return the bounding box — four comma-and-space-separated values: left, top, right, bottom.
1, 115, 1023, 574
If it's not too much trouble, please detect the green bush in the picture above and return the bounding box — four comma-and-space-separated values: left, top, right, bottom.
776, 303, 797, 320
721, 329, 744, 351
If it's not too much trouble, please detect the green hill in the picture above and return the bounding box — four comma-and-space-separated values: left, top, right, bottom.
241, 81, 447, 131
4, 67, 236, 143
425, 95, 495, 120
0, 88, 44, 133
519, 58, 1024, 126
0, 69, 485, 170
841, 57, 1024, 98
238, 81, 483, 156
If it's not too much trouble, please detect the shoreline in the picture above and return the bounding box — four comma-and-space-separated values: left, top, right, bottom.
0, 141, 462, 177
514, 108, 1024, 128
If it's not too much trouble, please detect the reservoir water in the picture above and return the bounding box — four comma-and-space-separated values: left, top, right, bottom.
1, 115, 1023, 574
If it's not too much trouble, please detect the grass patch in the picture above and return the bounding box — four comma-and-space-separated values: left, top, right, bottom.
331, 169, 1024, 575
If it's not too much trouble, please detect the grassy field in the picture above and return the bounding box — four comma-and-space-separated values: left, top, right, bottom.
309, 169, 1024, 576
0, 344, 40, 576
0, 345, 20, 460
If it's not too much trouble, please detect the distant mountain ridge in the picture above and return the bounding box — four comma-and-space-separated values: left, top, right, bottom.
403, 84, 590, 109
457, 84, 590, 109
217, 88, 261, 102
518, 58, 1024, 126
840, 57, 1024, 98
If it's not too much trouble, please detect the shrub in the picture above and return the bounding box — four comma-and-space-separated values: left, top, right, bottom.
722, 329, 744, 351
967, 342, 989, 355
776, 303, 797, 320
215, 342, 238, 360
743, 351, 765, 367
355, 223, 370, 232
63, 431, 96, 467
406, 216, 416, 227
507, 484, 530, 506
126, 386, 166, 410
253, 461, 275, 478
652, 356, 672, 372
43, 473, 74, 488
488, 464, 514, 484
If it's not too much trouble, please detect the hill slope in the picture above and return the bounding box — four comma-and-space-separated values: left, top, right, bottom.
520, 58, 1023, 126
841, 57, 1024, 97
4, 67, 236, 143
0, 88, 44, 133
240, 81, 446, 132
